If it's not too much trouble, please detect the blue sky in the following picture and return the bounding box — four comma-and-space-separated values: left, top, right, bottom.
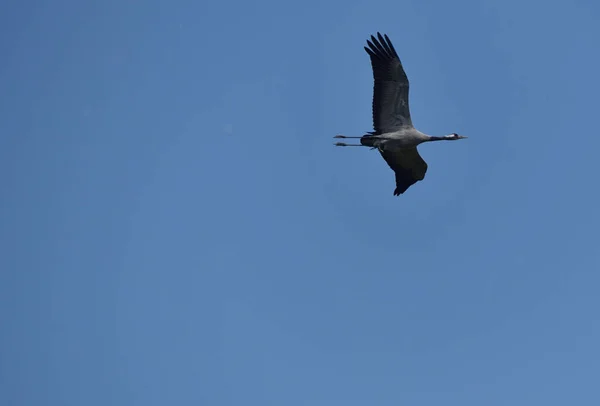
1, 0, 600, 404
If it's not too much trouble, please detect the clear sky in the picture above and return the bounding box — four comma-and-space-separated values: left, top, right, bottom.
2, 0, 600, 405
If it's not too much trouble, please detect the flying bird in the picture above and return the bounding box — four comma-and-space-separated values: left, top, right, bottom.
334, 33, 467, 196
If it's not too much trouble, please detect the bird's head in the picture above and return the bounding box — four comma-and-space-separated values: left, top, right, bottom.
447, 133, 468, 140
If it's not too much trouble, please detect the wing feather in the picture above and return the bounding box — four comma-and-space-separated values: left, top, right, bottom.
379, 147, 427, 195
364, 33, 412, 133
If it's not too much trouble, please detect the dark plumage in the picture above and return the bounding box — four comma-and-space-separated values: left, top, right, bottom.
334, 33, 467, 196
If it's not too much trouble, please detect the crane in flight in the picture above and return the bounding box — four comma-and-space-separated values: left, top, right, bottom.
335, 33, 467, 196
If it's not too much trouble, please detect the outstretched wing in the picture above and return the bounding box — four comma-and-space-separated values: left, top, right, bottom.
364, 33, 412, 133
379, 147, 428, 196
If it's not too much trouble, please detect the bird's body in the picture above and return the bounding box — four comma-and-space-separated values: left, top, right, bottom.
334, 33, 467, 196
359, 128, 432, 150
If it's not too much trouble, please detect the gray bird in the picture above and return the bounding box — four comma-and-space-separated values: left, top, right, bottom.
335, 33, 467, 196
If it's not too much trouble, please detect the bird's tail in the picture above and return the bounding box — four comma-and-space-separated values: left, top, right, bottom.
359, 133, 380, 148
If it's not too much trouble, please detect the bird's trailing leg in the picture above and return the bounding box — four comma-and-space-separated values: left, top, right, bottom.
334, 134, 380, 147
334, 135, 367, 146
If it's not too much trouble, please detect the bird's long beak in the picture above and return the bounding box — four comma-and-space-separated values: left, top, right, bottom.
458, 135, 468, 139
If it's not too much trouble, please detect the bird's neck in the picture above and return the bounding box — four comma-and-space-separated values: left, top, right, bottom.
427, 135, 453, 141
